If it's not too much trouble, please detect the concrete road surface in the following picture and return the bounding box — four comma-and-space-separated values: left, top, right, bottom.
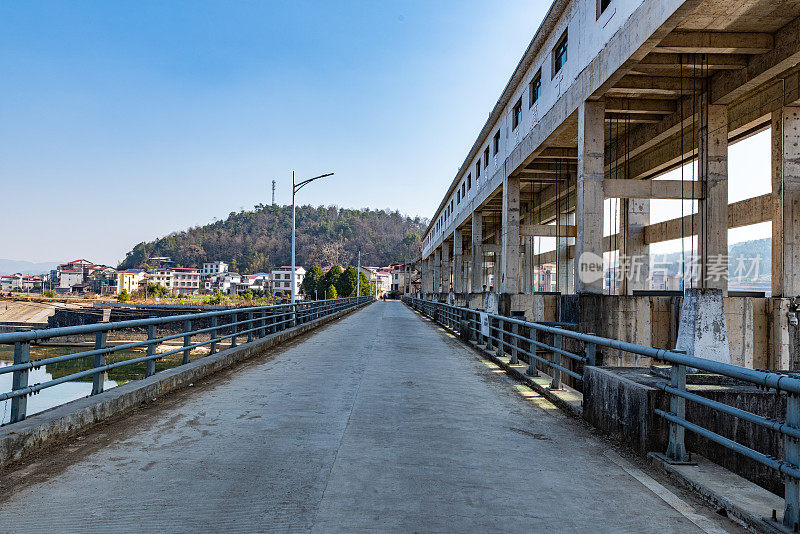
0, 301, 740, 533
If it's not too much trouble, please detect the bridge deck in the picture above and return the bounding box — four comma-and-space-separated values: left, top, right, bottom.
0, 302, 738, 532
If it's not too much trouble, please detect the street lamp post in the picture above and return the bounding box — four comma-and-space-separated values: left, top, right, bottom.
291, 171, 333, 308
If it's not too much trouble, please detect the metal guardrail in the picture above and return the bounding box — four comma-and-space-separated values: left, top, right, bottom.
1, 297, 372, 425
404, 296, 800, 529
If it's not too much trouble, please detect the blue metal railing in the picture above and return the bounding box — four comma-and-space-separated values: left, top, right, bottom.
1, 296, 372, 425
404, 296, 800, 528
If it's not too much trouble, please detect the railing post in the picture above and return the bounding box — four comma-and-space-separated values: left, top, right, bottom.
260, 310, 267, 337
786, 392, 800, 530
550, 334, 562, 390
527, 328, 539, 377
210, 316, 218, 354
92, 330, 107, 395
665, 362, 688, 462
145, 325, 157, 378
247, 311, 254, 343
497, 318, 504, 357
510, 322, 519, 365
231, 312, 238, 348
486, 317, 493, 351
585, 340, 597, 367
10, 341, 30, 423
182, 319, 192, 365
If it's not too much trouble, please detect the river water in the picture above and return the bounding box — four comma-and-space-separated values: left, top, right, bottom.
0, 345, 188, 425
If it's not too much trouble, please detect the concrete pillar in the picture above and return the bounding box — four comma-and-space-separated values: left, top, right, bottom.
501, 175, 521, 294
575, 100, 605, 294
471, 212, 483, 293
557, 212, 571, 293
441, 242, 451, 293
620, 198, 650, 295
433, 248, 441, 294
453, 229, 464, 293
523, 236, 532, 293
698, 103, 728, 293
772, 107, 800, 297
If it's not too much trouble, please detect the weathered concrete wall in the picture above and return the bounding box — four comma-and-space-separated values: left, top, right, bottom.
0, 300, 372, 468
584, 367, 788, 495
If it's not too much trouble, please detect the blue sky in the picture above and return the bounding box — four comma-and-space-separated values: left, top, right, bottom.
1, 1, 770, 267
1, 1, 547, 264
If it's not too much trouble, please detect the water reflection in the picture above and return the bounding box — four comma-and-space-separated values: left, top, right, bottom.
0, 345, 190, 425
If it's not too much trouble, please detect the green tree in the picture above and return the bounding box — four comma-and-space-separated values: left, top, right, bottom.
117, 289, 131, 303
358, 272, 371, 297
301, 265, 324, 298
322, 265, 342, 292
337, 266, 359, 297
325, 284, 337, 299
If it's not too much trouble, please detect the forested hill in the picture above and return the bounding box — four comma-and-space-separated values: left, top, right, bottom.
118, 204, 426, 273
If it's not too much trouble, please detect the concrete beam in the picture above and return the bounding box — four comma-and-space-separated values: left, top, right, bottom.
520, 224, 577, 237
642, 193, 771, 245
610, 75, 690, 96
712, 16, 800, 105
653, 31, 773, 55
605, 98, 677, 115
632, 53, 748, 75
537, 147, 578, 159
604, 179, 705, 199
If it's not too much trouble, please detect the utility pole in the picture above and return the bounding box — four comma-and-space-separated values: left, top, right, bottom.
272, 180, 276, 205
291, 171, 333, 306
357, 251, 361, 298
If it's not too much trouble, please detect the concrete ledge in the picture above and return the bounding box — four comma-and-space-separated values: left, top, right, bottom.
0, 301, 372, 468
648, 452, 785, 534
468, 341, 583, 417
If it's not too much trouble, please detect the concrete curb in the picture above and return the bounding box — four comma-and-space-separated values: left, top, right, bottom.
0, 301, 372, 468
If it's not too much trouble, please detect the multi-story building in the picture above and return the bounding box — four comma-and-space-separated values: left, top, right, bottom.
89, 267, 118, 295
1, 274, 23, 292
117, 270, 145, 295
147, 269, 174, 292
201, 261, 228, 278
270, 266, 305, 296
171, 268, 201, 294
205, 272, 241, 295
58, 270, 84, 289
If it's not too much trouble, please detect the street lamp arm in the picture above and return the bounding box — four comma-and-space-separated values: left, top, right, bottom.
294, 172, 334, 194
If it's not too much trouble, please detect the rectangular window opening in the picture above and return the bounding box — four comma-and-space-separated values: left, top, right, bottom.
529, 70, 542, 108
553, 30, 568, 78
493, 131, 500, 155
512, 98, 522, 130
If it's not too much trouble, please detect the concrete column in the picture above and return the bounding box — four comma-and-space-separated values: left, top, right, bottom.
523, 236, 532, 293
441, 242, 450, 293
698, 103, 728, 293
619, 198, 650, 295
575, 100, 605, 294
501, 175, 521, 294
453, 229, 464, 293
471, 213, 483, 293
433, 248, 441, 294
772, 107, 800, 297
557, 212, 571, 293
